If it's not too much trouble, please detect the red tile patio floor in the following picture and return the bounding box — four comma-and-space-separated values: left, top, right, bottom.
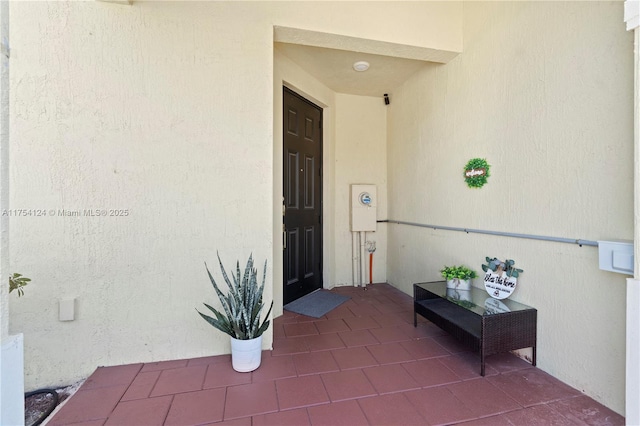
47, 283, 624, 425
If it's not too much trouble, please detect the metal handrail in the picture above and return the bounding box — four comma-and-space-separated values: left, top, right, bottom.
378, 219, 598, 247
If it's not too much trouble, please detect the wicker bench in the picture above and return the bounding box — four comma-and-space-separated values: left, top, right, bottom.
413, 281, 537, 376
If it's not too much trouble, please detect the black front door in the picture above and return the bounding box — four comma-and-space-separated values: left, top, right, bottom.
283, 87, 323, 305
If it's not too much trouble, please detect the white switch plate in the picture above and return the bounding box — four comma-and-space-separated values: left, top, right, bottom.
59, 298, 75, 321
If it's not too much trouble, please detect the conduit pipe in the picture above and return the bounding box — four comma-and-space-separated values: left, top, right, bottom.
360, 231, 367, 288
380, 219, 598, 247
365, 240, 376, 284
352, 232, 359, 287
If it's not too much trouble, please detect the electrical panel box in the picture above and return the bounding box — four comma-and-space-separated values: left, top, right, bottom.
598, 240, 634, 275
350, 184, 377, 232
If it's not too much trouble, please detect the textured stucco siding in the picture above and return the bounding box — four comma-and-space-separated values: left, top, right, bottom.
386, 1, 632, 415
334, 93, 388, 286
10, 0, 633, 415
0, 0, 8, 342
11, 1, 276, 389
9, 1, 462, 390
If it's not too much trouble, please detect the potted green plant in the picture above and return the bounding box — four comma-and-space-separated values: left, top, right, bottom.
440, 265, 477, 291
9, 273, 31, 297
481, 257, 523, 278
197, 253, 273, 372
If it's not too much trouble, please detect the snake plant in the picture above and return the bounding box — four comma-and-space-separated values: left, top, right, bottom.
197, 254, 273, 340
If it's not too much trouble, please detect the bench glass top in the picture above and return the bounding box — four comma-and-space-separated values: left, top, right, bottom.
414, 281, 535, 316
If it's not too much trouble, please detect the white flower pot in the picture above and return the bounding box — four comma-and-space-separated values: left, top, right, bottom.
446, 278, 471, 291
231, 335, 263, 372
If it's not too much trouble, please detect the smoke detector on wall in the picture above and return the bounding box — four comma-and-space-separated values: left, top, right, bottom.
353, 61, 370, 72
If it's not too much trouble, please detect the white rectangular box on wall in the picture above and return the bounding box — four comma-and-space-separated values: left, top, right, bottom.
59, 298, 76, 321
1, 334, 24, 426
350, 184, 377, 231
598, 240, 634, 275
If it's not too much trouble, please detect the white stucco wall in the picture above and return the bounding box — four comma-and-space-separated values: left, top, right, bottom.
9, 1, 462, 390
269, 1, 462, 56
334, 94, 388, 286
0, 0, 8, 346
386, 1, 632, 414
11, 0, 276, 389
627, 6, 640, 422
0, 1, 23, 423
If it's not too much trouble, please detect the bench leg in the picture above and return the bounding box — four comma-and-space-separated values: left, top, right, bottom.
413, 311, 417, 327
481, 354, 485, 376
532, 346, 537, 367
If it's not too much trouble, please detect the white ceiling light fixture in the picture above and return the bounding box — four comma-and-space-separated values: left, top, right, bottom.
353, 61, 370, 72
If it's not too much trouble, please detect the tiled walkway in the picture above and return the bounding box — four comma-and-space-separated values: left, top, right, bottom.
47, 283, 624, 425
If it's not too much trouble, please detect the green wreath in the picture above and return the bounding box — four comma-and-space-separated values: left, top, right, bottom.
464, 158, 490, 188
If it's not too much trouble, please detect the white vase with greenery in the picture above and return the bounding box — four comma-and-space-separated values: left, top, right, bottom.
440, 265, 477, 291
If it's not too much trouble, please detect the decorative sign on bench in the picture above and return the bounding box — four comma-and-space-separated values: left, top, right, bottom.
483, 269, 517, 300
481, 257, 523, 300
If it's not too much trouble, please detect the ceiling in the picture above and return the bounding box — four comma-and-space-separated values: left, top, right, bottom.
275, 42, 435, 98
